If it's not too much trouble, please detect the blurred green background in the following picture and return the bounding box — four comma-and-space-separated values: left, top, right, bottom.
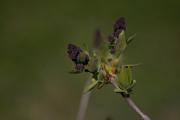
0, 0, 180, 120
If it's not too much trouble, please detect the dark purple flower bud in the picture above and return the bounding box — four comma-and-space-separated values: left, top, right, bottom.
108, 35, 116, 54
75, 64, 84, 72
113, 17, 126, 38
67, 44, 82, 62
93, 29, 102, 48
108, 35, 115, 44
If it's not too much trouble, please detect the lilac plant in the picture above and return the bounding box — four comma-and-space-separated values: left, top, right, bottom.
67, 17, 150, 120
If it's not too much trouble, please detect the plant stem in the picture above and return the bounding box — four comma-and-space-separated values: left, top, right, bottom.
124, 97, 150, 120
76, 80, 91, 120
110, 79, 151, 120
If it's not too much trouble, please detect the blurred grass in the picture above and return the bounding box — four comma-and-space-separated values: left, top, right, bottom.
0, 0, 180, 120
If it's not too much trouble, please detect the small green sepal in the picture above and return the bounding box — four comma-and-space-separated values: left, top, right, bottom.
114, 88, 128, 94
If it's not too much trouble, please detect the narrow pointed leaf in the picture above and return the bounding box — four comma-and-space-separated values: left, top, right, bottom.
127, 33, 136, 44
127, 80, 136, 90
83, 79, 98, 93
114, 88, 126, 93
95, 33, 109, 59
97, 81, 105, 89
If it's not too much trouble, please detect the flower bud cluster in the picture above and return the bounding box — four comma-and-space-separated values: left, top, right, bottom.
67, 17, 137, 96
67, 44, 89, 72
108, 17, 126, 54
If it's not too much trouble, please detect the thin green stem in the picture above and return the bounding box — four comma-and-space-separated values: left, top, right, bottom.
110, 79, 151, 120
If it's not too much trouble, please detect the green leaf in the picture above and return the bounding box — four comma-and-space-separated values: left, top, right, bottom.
95, 34, 109, 60
127, 66, 132, 83
83, 79, 98, 93
127, 33, 136, 44
115, 30, 127, 57
97, 81, 105, 89
77, 52, 89, 63
114, 88, 128, 94
85, 56, 99, 73
117, 65, 133, 90
127, 80, 136, 90
82, 43, 89, 52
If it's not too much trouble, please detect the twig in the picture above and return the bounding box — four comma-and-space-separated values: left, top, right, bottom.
110, 79, 151, 120
76, 80, 91, 120
124, 97, 150, 120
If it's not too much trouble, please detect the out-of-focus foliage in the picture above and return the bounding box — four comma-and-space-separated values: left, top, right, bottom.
0, 0, 180, 120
